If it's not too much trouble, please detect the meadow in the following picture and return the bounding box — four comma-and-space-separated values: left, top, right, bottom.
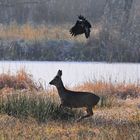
0, 22, 87, 42
0, 70, 140, 140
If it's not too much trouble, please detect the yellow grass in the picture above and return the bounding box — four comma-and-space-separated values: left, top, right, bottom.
75, 81, 140, 98
0, 69, 39, 93
0, 103, 140, 140
0, 22, 101, 43
0, 22, 87, 42
0, 70, 140, 139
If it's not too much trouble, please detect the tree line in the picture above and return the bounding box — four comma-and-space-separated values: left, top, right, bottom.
0, 0, 139, 62
0, 0, 105, 24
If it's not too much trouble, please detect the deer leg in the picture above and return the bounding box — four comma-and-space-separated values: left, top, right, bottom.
59, 104, 63, 108
77, 107, 93, 122
59, 104, 72, 110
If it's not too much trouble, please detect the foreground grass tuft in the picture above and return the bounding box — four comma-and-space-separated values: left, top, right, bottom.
0, 92, 80, 122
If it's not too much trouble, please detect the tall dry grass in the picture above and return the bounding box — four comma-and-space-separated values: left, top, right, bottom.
75, 81, 140, 99
0, 69, 39, 92
0, 70, 140, 139
0, 22, 86, 42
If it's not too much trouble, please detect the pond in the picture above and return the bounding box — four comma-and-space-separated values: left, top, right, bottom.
0, 61, 140, 88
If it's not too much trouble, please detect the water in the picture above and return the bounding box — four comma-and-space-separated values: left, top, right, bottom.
0, 61, 140, 88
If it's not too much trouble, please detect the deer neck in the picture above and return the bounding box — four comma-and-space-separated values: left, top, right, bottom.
56, 79, 66, 98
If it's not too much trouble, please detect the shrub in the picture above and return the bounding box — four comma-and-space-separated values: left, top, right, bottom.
0, 69, 39, 90
0, 92, 80, 122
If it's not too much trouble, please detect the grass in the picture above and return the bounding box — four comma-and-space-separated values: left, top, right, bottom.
0, 22, 87, 42
0, 69, 39, 91
0, 70, 140, 139
0, 22, 101, 43
0, 111, 140, 140
75, 81, 140, 99
0, 91, 81, 122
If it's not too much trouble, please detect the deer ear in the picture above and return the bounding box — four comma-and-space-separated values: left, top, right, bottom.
57, 70, 62, 77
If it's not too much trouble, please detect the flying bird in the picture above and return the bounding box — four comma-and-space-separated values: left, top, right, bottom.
70, 15, 92, 38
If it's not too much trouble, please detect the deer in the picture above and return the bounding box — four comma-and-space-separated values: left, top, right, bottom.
49, 70, 100, 121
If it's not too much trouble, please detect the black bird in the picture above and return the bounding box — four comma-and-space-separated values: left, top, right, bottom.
70, 15, 92, 38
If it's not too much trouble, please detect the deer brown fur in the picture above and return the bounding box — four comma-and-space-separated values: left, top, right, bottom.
49, 70, 100, 121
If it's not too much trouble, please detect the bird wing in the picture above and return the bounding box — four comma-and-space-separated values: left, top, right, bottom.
70, 20, 85, 36
85, 20, 92, 28
70, 16, 92, 38
84, 27, 90, 38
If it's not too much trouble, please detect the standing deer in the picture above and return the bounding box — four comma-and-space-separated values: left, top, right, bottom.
49, 70, 100, 121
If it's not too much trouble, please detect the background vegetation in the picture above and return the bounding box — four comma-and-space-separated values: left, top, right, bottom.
0, 0, 139, 62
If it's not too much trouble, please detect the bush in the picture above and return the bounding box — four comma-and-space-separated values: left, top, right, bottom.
0, 69, 39, 90
0, 93, 80, 122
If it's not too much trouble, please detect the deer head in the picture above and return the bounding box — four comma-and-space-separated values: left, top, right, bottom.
49, 70, 62, 86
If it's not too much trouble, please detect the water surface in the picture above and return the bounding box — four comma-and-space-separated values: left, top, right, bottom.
0, 61, 140, 88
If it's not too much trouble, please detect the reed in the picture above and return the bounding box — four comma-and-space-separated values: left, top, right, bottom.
0, 22, 85, 42
0, 68, 39, 91
0, 70, 140, 139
